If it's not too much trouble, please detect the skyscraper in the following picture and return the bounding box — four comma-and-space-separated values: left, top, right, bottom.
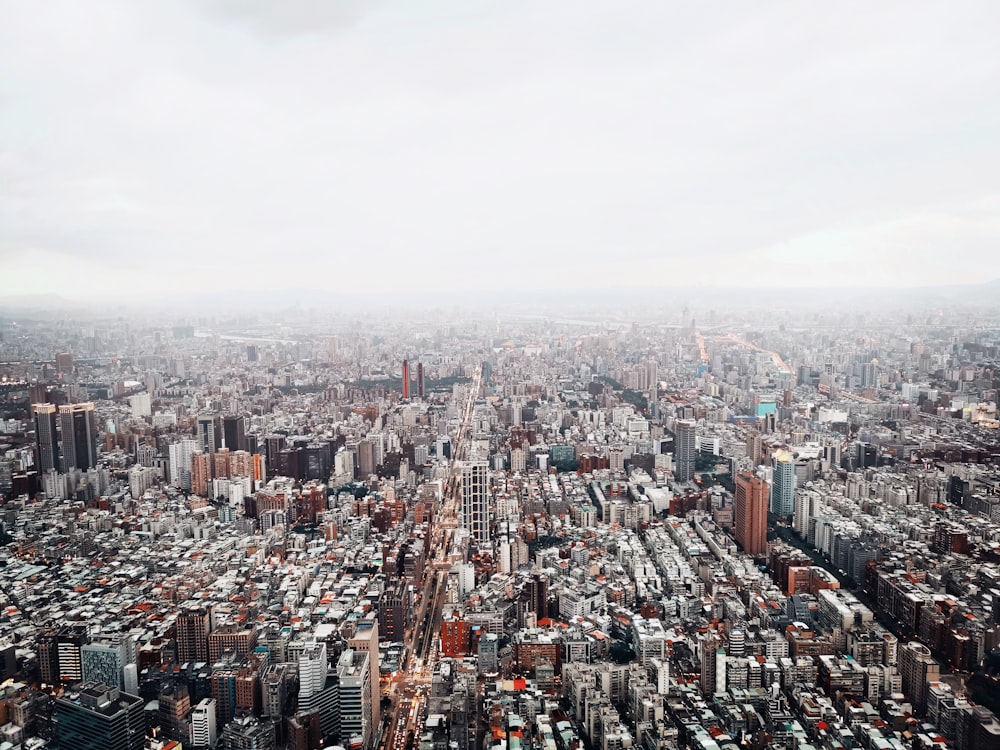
223, 414, 247, 452
33, 403, 59, 473
461, 460, 490, 544
337, 648, 371, 749
417, 362, 425, 398
59, 402, 98, 471
176, 607, 211, 664
746, 430, 762, 467
771, 451, 795, 516
297, 641, 338, 739
401, 358, 411, 399
169, 438, 199, 490
197, 414, 222, 454
348, 616, 380, 734
54, 683, 145, 750
734, 472, 769, 557
674, 419, 696, 483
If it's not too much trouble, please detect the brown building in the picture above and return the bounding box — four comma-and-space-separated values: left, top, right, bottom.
176, 608, 211, 664
514, 639, 562, 675
208, 624, 259, 663
288, 711, 322, 750
734, 472, 769, 557
191, 452, 212, 497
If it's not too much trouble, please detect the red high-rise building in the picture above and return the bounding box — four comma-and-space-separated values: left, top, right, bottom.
735, 472, 769, 558
401, 359, 410, 399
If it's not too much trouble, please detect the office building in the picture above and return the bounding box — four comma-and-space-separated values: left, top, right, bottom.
401, 358, 411, 400
169, 438, 199, 490
461, 460, 490, 544
348, 616, 380, 734
337, 648, 371, 749
674, 419, 696, 482
771, 451, 795, 516
81, 637, 130, 691
297, 642, 338, 739
191, 697, 218, 749
33, 403, 59, 473
59, 402, 99, 471
735, 472, 769, 557
417, 362, 425, 398
56, 625, 88, 683
54, 683, 145, 750
223, 414, 248, 452
379, 579, 409, 642
197, 414, 222, 454
297, 642, 328, 706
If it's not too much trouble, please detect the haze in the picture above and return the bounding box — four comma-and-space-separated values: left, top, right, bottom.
2, 1, 999, 300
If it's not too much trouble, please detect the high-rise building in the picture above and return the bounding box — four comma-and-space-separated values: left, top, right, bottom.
529, 573, 549, 620
191, 452, 212, 497
771, 451, 795, 516
54, 683, 145, 750
357, 439, 376, 477
169, 438, 199, 490
297, 642, 328, 706
59, 402, 98, 471
81, 637, 130, 691
56, 624, 88, 683
158, 681, 191, 743
296, 642, 338, 739
461, 460, 490, 544
379, 579, 409, 643
417, 362, 425, 398
349, 616, 380, 734
734, 472, 769, 557
401, 359, 411, 399
56, 352, 74, 376
900, 641, 940, 715
190, 697, 218, 749
674, 419, 696, 483
176, 607, 211, 664
197, 414, 222, 454
33, 403, 59, 473
337, 648, 371, 749
213, 447, 231, 480
746, 431, 762, 467
223, 415, 248, 452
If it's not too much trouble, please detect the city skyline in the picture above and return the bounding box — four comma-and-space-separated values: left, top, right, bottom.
3, 1, 1000, 299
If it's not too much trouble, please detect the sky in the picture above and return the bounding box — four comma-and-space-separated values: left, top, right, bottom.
2, 1, 999, 301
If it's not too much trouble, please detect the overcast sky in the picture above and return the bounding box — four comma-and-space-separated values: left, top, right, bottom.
2, 1, 999, 300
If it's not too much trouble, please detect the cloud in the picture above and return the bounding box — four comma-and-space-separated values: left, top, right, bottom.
1, 1, 999, 299
200, 0, 373, 37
